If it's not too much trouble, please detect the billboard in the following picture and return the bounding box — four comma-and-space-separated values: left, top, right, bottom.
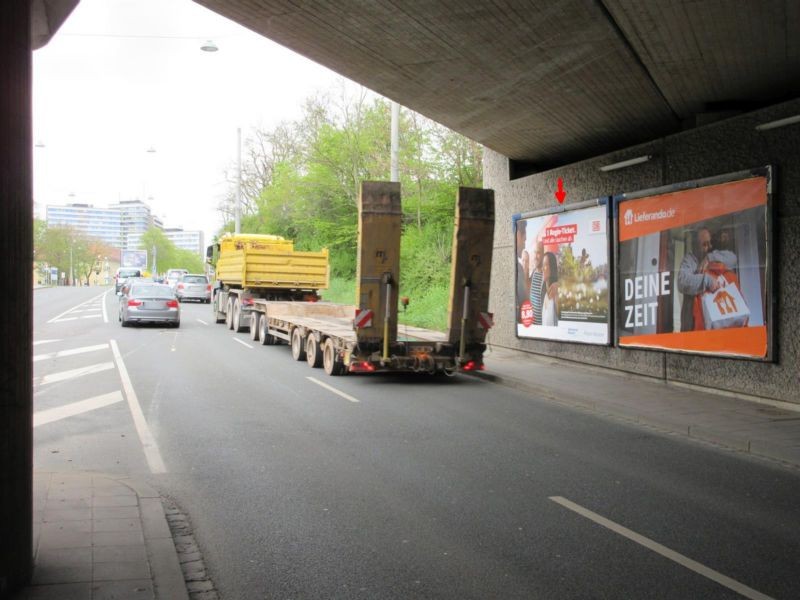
514, 203, 610, 344
121, 249, 148, 269
616, 169, 771, 359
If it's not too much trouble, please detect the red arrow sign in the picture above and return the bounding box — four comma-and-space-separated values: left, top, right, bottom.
478, 312, 494, 330
555, 178, 566, 204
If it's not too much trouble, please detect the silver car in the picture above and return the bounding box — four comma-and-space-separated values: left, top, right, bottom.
175, 274, 211, 303
119, 282, 180, 328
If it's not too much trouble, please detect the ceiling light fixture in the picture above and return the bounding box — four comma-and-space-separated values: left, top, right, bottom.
200, 40, 218, 52
754, 114, 800, 131
598, 155, 652, 172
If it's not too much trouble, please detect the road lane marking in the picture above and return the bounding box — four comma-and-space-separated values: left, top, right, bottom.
34, 343, 109, 362
47, 291, 107, 323
34, 391, 123, 427
80, 314, 102, 319
548, 496, 775, 600
40, 362, 115, 385
197, 319, 208, 325
102, 289, 110, 323
233, 338, 253, 349
110, 339, 167, 474
33, 339, 62, 346
307, 377, 360, 403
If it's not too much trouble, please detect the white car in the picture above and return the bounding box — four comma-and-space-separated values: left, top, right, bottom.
165, 268, 188, 290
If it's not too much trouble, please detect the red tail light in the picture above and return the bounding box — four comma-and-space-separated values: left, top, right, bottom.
127, 299, 142, 307
177, 283, 184, 290
242, 298, 254, 307
349, 361, 376, 373
166, 300, 179, 308
462, 360, 477, 371
206, 284, 212, 291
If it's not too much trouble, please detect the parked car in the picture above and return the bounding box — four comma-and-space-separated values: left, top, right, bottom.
175, 273, 212, 303
114, 267, 142, 293
165, 268, 189, 289
119, 282, 180, 328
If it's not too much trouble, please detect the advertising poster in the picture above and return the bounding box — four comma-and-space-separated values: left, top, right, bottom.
617, 172, 770, 359
514, 204, 610, 344
121, 249, 148, 269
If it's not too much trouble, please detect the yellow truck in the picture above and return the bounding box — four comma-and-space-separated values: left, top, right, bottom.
209, 181, 495, 376
206, 233, 330, 331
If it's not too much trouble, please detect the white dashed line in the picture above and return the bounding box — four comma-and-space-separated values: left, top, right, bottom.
233, 338, 253, 349
47, 292, 107, 323
34, 391, 124, 427
39, 362, 115, 385
549, 496, 775, 600
33, 339, 62, 346
306, 377, 360, 403
197, 319, 208, 325
34, 343, 109, 362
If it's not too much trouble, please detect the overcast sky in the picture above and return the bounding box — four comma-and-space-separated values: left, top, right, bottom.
32, 0, 350, 245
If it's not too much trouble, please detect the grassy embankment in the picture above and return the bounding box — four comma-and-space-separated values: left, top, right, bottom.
320, 277, 449, 332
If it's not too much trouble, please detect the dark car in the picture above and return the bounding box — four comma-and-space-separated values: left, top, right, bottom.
119, 282, 180, 328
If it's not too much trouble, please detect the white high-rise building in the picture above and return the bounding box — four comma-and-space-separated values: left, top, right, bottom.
45, 203, 123, 248
164, 228, 205, 257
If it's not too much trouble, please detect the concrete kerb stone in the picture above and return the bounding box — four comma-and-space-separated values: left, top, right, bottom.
106, 474, 190, 600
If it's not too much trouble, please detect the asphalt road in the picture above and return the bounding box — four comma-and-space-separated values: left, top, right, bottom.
33, 286, 800, 599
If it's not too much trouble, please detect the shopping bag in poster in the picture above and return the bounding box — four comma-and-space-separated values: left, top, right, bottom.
701, 277, 750, 330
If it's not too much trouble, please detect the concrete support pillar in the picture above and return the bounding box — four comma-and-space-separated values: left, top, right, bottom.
0, 0, 33, 595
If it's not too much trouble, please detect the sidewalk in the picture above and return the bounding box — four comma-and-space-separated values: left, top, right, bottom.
472, 345, 800, 468
13, 472, 188, 600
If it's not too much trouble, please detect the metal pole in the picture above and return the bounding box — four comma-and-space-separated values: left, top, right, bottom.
235, 127, 242, 234
383, 279, 391, 362
69, 246, 73, 286
390, 102, 400, 182
459, 284, 470, 362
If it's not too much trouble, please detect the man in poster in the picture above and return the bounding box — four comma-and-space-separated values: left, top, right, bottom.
677, 226, 738, 331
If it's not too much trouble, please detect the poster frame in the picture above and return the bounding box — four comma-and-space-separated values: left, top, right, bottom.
513, 197, 613, 346
612, 166, 774, 361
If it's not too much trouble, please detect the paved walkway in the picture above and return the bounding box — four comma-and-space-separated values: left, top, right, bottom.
473, 345, 800, 468
13, 472, 188, 600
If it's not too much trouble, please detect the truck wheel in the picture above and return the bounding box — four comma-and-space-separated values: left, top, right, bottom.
250, 313, 260, 341
306, 335, 323, 368
290, 328, 307, 361
323, 338, 344, 376
214, 296, 225, 323
225, 298, 234, 329
233, 299, 248, 333
258, 315, 275, 345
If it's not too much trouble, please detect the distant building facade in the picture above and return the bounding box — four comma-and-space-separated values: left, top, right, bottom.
46, 199, 202, 255
164, 228, 204, 256
45, 203, 123, 248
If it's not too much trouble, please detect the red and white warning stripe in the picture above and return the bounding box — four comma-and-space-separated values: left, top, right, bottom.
478, 311, 494, 330
354, 308, 374, 329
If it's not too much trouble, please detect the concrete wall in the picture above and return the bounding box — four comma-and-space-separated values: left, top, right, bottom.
485, 99, 800, 404
0, 0, 34, 595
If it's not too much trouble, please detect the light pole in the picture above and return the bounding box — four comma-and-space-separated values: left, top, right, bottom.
69, 245, 73, 286
235, 127, 242, 234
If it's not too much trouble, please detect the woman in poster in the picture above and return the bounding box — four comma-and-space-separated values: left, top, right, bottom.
541, 251, 559, 326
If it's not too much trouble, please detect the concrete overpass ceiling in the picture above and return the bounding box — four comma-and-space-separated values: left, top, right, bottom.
195, 1, 797, 168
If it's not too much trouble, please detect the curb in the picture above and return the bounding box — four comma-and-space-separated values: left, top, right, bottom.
112, 475, 190, 600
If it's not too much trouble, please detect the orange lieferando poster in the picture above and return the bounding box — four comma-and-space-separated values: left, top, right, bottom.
617, 175, 769, 358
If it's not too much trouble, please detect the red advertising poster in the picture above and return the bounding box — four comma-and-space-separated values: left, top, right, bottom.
617, 173, 770, 358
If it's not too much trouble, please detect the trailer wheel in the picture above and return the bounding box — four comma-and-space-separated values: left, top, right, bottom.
258, 314, 275, 345
323, 338, 344, 376
291, 328, 307, 361
306, 335, 323, 368
250, 313, 261, 341
225, 298, 234, 329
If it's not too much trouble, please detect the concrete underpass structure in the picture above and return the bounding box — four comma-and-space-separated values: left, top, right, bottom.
2, 0, 798, 594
